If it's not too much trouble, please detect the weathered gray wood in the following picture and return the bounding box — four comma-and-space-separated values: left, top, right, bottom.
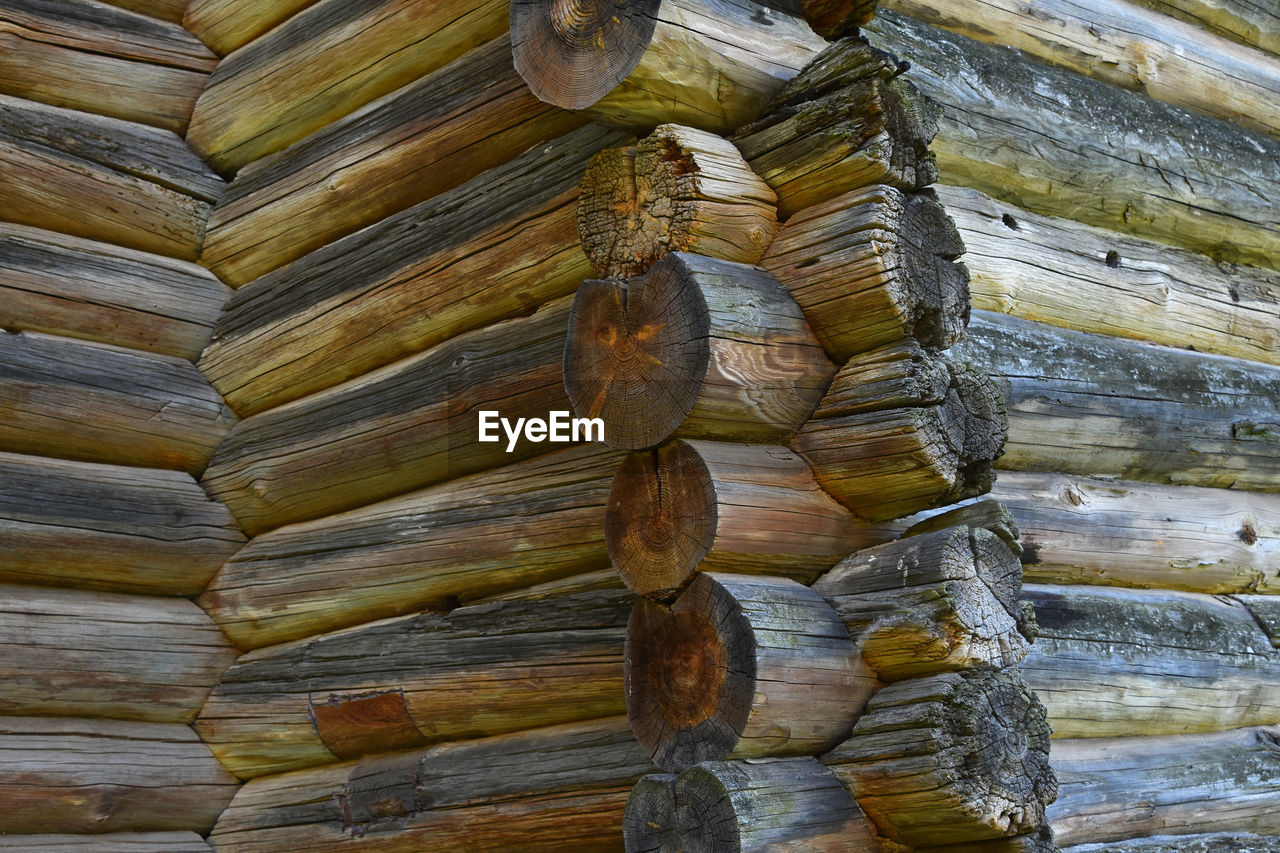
0, 833, 213, 851
0, 96, 222, 260
474, 568, 627, 603
1064, 833, 1280, 852
0, 718, 238, 834
0, 223, 230, 361
202, 445, 624, 649
1048, 727, 1280, 846
903, 498, 1021, 555
953, 311, 1280, 492
184, 0, 319, 55
0, 332, 237, 475
1131, 0, 1280, 57
201, 124, 628, 416
1238, 595, 1280, 648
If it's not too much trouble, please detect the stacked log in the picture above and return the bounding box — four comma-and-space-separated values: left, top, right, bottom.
184, 0, 319, 55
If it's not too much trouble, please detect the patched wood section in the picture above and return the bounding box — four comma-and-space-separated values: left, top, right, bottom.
184, 0, 320, 55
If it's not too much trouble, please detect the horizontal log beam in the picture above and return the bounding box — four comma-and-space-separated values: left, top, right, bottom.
1131, 0, 1280, 57
916, 828, 1059, 853
95, 0, 185, 22
1063, 833, 1280, 852
0, 833, 212, 851
184, 0, 319, 55
1239, 595, 1280, 648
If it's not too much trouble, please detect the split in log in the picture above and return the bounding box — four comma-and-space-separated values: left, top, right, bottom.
474, 569, 626, 603
1238, 595, 1280, 648
936, 184, 1280, 367
201, 123, 628, 416
0, 584, 236, 724
95, 0, 186, 23
0, 223, 230, 362
918, 827, 1060, 853
625, 758, 884, 851
812, 525, 1031, 680
952, 310, 1280, 492
1130, 0, 1280, 57
866, 12, 1280, 272
606, 439, 889, 599
0, 0, 215, 133
0, 95, 223, 261
792, 338, 1007, 521
0, 332, 237, 475
578, 124, 778, 278
201, 444, 623, 648
1048, 727, 1280, 846
197, 588, 630, 778
0, 717, 238, 835
206, 717, 651, 852
201, 36, 590, 288
510, 0, 822, 132
825, 669, 1057, 846
1063, 833, 1280, 852
760, 184, 970, 362
187, 0, 508, 175
903, 498, 1021, 556
0, 833, 213, 851
1022, 584, 1280, 738
184, 0, 319, 55
730, 34, 940, 217
564, 252, 834, 450
626, 572, 875, 772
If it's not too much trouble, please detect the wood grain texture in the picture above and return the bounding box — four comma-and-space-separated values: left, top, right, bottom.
796, 0, 877, 38
0, 833, 213, 851
95, 0, 187, 23
201, 123, 628, 416
1130, 0, 1280, 57
201, 445, 623, 649
0, 96, 222, 260
1064, 834, 1280, 853
0, 717, 238, 834
184, 0, 320, 55
0, 332, 237, 475
0, 223, 230, 361
917, 827, 1060, 853
0, 0, 216, 133
1239, 595, 1280, 648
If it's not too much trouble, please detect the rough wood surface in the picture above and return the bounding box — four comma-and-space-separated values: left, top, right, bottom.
473, 569, 627, 603
187, 0, 508, 174
625, 758, 883, 851
919, 827, 1060, 853
201, 124, 627, 416
95, 0, 186, 22
937, 184, 1280, 366
826, 669, 1057, 846
867, 12, 1280, 271
627, 572, 874, 772
813, 526, 1031, 680
202, 445, 623, 649
1239, 595, 1280, 648
793, 339, 1006, 520
0, 96, 222, 260
201, 35, 589, 287
903, 498, 1022, 555
565, 253, 834, 449
0, 223, 230, 361
1131, 0, 1280, 57
1048, 727, 1280, 846
797, 0, 877, 38
1064, 833, 1280, 852
0, 833, 213, 851
953, 311, 1280, 492
0, 0, 215, 133
0, 717, 238, 834
0, 332, 237, 475
761, 184, 970, 362
184, 0, 320, 55
578, 124, 778, 278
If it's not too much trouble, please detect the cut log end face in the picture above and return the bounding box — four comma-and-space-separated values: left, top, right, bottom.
900, 189, 971, 349
624, 772, 741, 853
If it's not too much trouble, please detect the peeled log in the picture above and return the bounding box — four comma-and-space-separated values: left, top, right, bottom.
625, 758, 883, 851
919, 827, 1060, 853
1063, 833, 1280, 853
1239, 596, 1280, 648
627, 572, 874, 772
0, 833, 212, 851
564, 253, 834, 450
760, 184, 970, 362
184, 0, 318, 55
825, 669, 1057, 847
511, 0, 822, 132
578, 124, 778, 278
1130, 0, 1280, 57
606, 439, 887, 599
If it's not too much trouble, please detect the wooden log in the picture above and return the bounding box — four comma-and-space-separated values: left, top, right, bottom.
626, 572, 875, 772
201, 36, 589, 288
953, 311, 1280, 492
624, 758, 884, 851
0, 96, 222, 261
792, 339, 1007, 521
919, 827, 1060, 853
0, 718, 238, 834
95, 0, 186, 23
0, 332, 237, 475
206, 717, 650, 852
606, 439, 887, 599
197, 589, 630, 779
936, 184, 1280, 366
0, 452, 244, 595
0, 0, 216, 133
825, 670, 1057, 847
903, 498, 1022, 555
474, 568, 627, 603
1064, 833, 1280, 852
0, 585, 235, 724
812, 526, 1031, 680
795, 0, 877, 38
866, 12, 1280, 272
760, 184, 970, 362
0, 833, 213, 851
202, 444, 623, 649
578, 124, 779, 278
1022, 584, 1280, 738
0, 223, 230, 361
184, 0, 320, 55
730, 35, 940, 217
1238, 595, 1280, 648
510, 0, 822, 132
564, 253, 834, 450
1048, 727, 1280, 846
1130, 0, 1280, 57
201, 123, 628, 416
